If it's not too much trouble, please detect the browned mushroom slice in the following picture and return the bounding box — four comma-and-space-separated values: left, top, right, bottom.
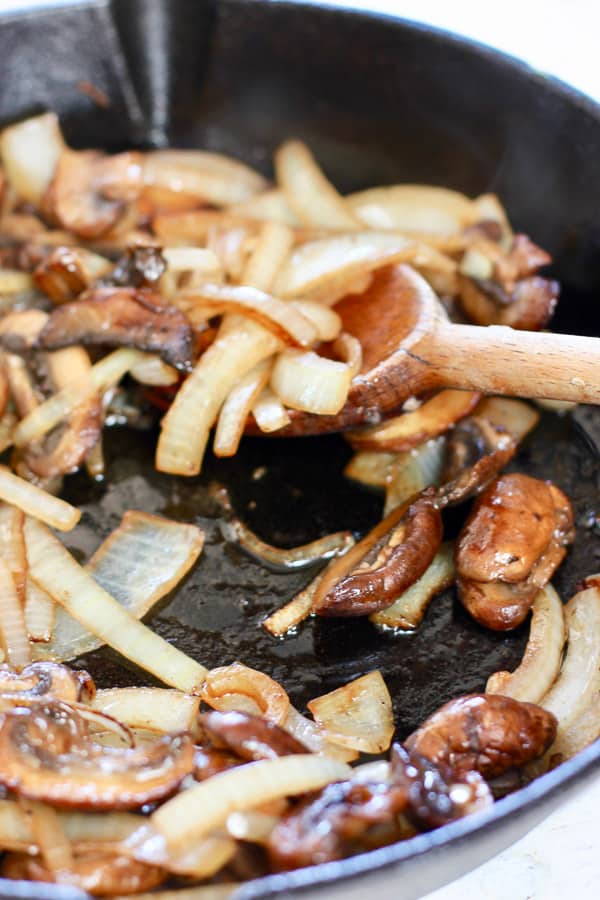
438, 397, 539, 506
107, 245, 167, 289
457, 273, 559, 330
0, 661, 94, 706
312, 489, 443, 617
405, 694, 557, 779
390, 743, 492, 829
456, 474, 574, 630
37, 287, 194, 369
42, 149, 142, 240
196, 710, 309, 762
33, 247, 112, 303
267, 777, 411, 870
0, 702, 194, 809
2, 850, 166, 897
457, 474, 557, 584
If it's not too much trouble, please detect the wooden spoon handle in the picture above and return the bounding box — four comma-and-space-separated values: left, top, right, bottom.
420, 321, 600, 403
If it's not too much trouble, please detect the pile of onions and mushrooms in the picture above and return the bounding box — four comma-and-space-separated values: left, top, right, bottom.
0, 112, 593, 897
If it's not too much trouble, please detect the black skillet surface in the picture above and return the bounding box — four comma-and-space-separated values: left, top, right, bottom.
0, 1, 599, 898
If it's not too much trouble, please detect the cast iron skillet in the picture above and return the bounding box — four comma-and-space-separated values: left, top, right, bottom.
0, 1, 599, 898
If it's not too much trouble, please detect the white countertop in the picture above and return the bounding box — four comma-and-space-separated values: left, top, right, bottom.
2, 1, 599, 897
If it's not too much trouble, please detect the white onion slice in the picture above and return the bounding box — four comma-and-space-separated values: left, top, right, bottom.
91, 688, 200, 733
291, 300, 342, 342
22, 801, 73, 876
34, 510, 204, 663
144, 150, 268, 205
241, 220, 295, 292
486, 585, 566, 703
271, 348, 352, 415
273, 231, 414, 299
230, 187, 299, 225
275, 140, 360, 230
262, 574, 322, 638
346, 184, 477, 235
384, 438, 446, 515
130, 355, 179, 387
282, 706, 358, 762
14, 348, 143, 448
370, 542, 456, 629
213, 359, 272, 456
130, 755, 351, 858
0, 502, 26, 600
201, 662, 290, 724
226, 810, 277, 843
163, 246, 222, 275
0, 270, 35, 295
24, 517, 207, 690
332, 332, 362, 378
157, 316, 281, 475
177, 283, 317, 347
0, 467, 80, 531
251, 387, 290, 433
538, 585, 600, 730
0, 557, 30, 669
25, 578, 55, 642
0, 112, 65, 204
307, 671, 394, 753
344, 450, 398, 488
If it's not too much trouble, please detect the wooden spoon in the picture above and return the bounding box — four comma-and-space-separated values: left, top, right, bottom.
266, 264, 600, 436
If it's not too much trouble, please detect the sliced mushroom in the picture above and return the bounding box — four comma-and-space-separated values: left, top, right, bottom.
33, 246, 112, 303
42, 149, 142, 240
313, 489, 443, 616
196, 710, 309, 762
0, 702, 194, 809
37, 287, 194, 369
456, 474, 574, 629
458, 273, 558, 330
0, 662, 94, 707
267, 777, 410, 870
390, 743, 492, 829
2, 850, 166, 897
405, 693, 557, 778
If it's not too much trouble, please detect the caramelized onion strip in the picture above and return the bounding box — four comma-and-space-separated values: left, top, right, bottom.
201, 663, 290, 725
24, 517, 207, 691
307, 671, 394, 753
0, 558, 31, 670
370, 542, 455, 629
270, 348, 353, 415
91, 688, 200, 734
252, 387, 291, 432
486, 585, 566, 703
222, 518, 354, 572
0, 466, 79, 531
24, 580, 55, 643
213, 359, 272, 457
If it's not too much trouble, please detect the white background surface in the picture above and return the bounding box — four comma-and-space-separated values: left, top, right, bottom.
1, 1, 599, 898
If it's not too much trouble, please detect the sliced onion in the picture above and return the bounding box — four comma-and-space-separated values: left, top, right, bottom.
307, 671, 394, 753
544, 692, 600, 767
275, 140, 360, 230
472, 193, 513, 243
252, 387, 291, 433
4, 354, 40, 417
282, 706, 358, 763
291, 300, 342, 342
0, 466, 80, 531
0, 502, 26, 601
177, 284, 317, 347
0, 270, 35, 295
22, 801, 73, 877
332, 332, 362, 378
370, 542, 456, 629
474, 396, 540, 441
25, 579, 55, 642
486, 585, 566, 703
348, 390, 481, 452
0, 309, 48, 350
13, 347, 143, 448
273, 231, 414, 299
213, 359, 272, 457
163, 246, 222, 275
226, 810, 277, 843
0, 557, 30, 669
271, 348, 353, 415
262, 571, 324, 637
201, 662, 290, 725
223, 518, 354, 572
346, 184, 476, 236
0, 408, 16, 455
144, 150, 268, 205
130, 355, 179, 387
241, 220, 295, 292
344, 450, 398, 488
92, 688, 200, 734
230, 186, 300, 225
85, 438, 104, 481
157, 316, 281, 475
384, 437, 446, 514
130, 755, 351, 859
35, 510, 204, 663
24, 517, 207, 691
538, 584, 600, 729
0, 112, 65, 204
